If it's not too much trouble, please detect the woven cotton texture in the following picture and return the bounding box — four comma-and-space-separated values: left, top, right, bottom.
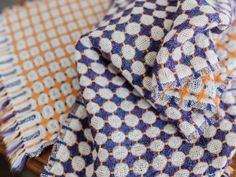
0, 0, 109, 171
81, 0, 236, 143
42, 0, 236, 177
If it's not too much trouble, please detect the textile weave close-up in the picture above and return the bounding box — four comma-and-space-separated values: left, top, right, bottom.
1, 0, 236, 177
0, 0, 109, 172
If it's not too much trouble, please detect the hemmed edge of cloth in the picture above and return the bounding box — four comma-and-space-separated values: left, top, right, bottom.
0, 15, 56, 171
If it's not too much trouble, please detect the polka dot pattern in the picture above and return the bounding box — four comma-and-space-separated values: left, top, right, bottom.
43, 12, 236, 177
70, 0, 236, 144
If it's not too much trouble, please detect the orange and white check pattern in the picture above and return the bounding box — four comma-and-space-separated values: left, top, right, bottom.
0, 0, 109, 170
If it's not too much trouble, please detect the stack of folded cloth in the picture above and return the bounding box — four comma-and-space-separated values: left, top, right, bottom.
1, 0, 236, 176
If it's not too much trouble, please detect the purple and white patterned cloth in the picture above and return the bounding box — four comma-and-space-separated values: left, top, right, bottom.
40, 0, 236, 176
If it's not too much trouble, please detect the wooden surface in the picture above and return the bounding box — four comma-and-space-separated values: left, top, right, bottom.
0, 142, 51, 176
1, 142, 236, 176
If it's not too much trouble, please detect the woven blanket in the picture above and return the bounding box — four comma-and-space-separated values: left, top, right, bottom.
0, 0, 109, 171
42, 0, 236, 176
1, 0, 236, 176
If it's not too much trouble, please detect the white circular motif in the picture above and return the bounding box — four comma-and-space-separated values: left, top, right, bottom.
85, 164, 94, 177
86, 102, 99, 114
99, 88, 113, 99
145, 51, 157, 66
51, 162, 64, 176
96, 166, 110, 177
174, 14, 188, 26
195, 33, 210, 48
152, 155, 167, 171
166, 107, 181, 120
144, 2, 156, 9
99, 38, 112, 53
226, 132, 236, 146
112, 31, 125, 43
108, 115, 122, 128
156, 0, 168, 6
98, 148, 109, 162
79, 142, 91, 156
84, 49, 99, 60
114, 163, 129, 177
120, 100, 135, 111
228, 105, 236, 116
164, 124, 177, 134
126, 23, 140, 35
158, 68, 175, 83
103, 101, 117, 113
143, 76, 153, 91
133, 160, 149, 175
207, 140, 222, 154
131, 61, 146, 75
116, 88, 129, 98
189, 146, 204, 160
128, 130, 143, 141
156, 174, 169, 177
171, 151, 185, 167
122, 45, 135, 60
91, 116, 105, 130
157, 47, 169, 64
150, 140, 165, 152
72, 156, 85, 172
112, 131, 126, 143
83, 88, 96, 100
91, 63, 105, 74
203, 126, 217, 138
111, 54, 122, 68
193, 162, 208, 175
94, 76, 109, 87
140, 15, 154, 26
146, 127, 160, 138
212, 156, 227, 168
65, 173, 77, 177
189, 15, 209, 27
64, 131, 76, 146
174, 169, 190, 177
219, 119, 232, 131
131, 144, 147, 156
179, 121, 195, 136
142, 111, 156, 124
151, 26, 164, 41
113, 146, 128, 160
177, 28, 194, 43
182, 0, 198, 11
168, 136, 183, 149
125, 115, 139, 127
182, 41, 195, 56
95, 133, 107, 145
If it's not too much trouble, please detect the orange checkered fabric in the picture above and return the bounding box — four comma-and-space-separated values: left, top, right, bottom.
0, 0, 110, 170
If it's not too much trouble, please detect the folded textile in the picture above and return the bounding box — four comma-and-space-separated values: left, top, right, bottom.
82, 0, 236, 143
0, 0, 109, 170
42, 0, 236, 176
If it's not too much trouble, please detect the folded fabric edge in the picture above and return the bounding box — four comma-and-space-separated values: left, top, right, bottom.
0, 16, 56, 171
152, 60, 235, 143
153, 61, 233, 111
40, 99, 80, 177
